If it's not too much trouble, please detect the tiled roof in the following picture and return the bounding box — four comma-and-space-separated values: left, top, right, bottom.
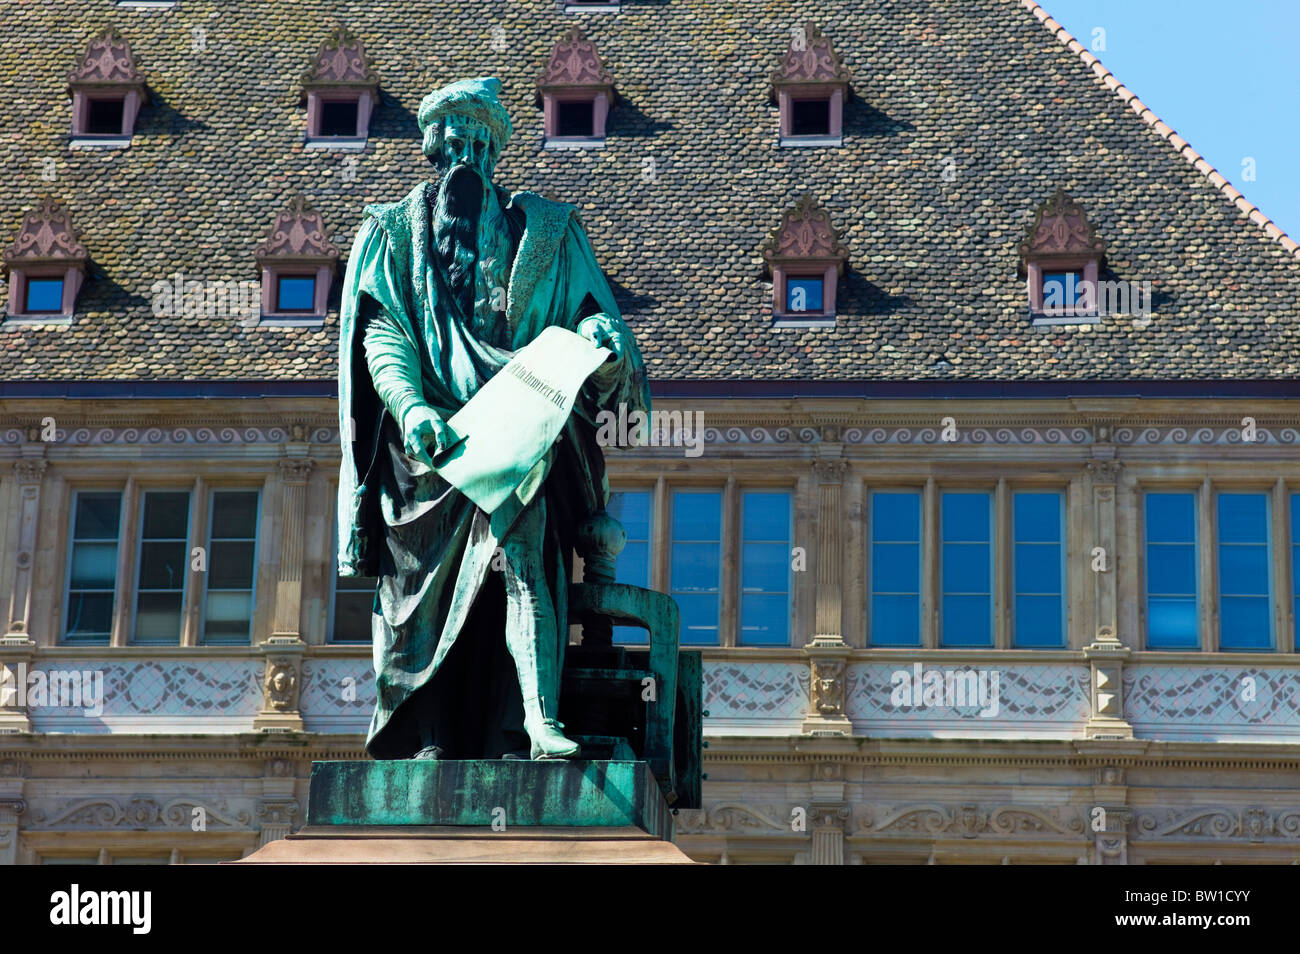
1, 0, 1296, 383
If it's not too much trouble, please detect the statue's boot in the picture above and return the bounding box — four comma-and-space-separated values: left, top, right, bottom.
501, 516, 579, 762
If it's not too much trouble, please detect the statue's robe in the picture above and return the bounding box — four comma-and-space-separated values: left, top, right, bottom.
336, 181, 650, 758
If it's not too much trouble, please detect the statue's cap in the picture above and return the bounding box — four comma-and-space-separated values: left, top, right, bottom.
418, 77, 513, 158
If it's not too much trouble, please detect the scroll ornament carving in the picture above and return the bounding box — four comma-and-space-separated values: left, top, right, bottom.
256, 196, 340, 265
769, 22, 852, 88
855, 803, 1086, 838
760, 195, 849, 270
537, 27, 614, 89
33, 797, 252, 829
301, 26, 378, 88
4, 199, 88, 267
68, 27, 144, 86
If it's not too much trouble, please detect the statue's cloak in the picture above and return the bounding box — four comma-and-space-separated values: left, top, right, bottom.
336, 181, 650, 757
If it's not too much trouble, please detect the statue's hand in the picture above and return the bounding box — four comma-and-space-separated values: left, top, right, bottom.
577, 315, 626, 377
401, 405, 453, 467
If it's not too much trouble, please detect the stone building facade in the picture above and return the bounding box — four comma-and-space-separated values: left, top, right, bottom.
2, 0, 1300, 864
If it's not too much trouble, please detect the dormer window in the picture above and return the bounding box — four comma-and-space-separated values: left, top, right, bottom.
67, 28, 148, 147
565, 0, 620, 10
1018, 190, 1105, 325
300, 27, 379, 149
770, 23, 850, 147
3, 199, 90, 323
255, 196, 340, 324
760, 195, 849, 327
536, 28, 615, 148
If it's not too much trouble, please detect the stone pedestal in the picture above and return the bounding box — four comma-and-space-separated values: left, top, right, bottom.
233, 759, 695, 864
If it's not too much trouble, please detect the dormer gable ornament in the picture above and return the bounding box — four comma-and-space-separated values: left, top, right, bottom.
255, 197, 339, 321
299, 27, 379, 142
67, 27, 148, 139
1018, 189, 1106, 273
769, 22, 852, 92
535, 28, 616, 144
256, 196, 340, 266
300, 26, 379, 91
768, 23, 850, 145
1019, 190, 1106, 321
760, 195, 848, 324
68, 27, 145, 89
4, 199, 88, 269
3, 199, 89, 320
761, 194, 849, 272
536, 27, 615, 94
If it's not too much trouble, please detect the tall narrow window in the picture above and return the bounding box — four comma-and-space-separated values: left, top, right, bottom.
1217, 492, 1272, 650
64, 491, 122, 642
739, 491, 791, 645
1292, 494, 1300, 651
608, 490, 652, 644
331, 521, 375, 642
1144, 492, 1199, 649
670, 490, 721, 645
869, 491, 922, 646
1013, 491, 1065, 647
202, 490, 259, 644
940, 492, 993, 646
132, 491, 191, 644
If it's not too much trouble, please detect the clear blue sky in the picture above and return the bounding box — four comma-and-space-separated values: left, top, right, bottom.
1043, 0, 1300, 242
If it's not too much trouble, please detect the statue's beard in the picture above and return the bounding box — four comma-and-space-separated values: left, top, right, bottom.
432, 164, 510, 331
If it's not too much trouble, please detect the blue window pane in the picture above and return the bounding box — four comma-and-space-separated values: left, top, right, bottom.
608, 491, 651, 542
1014, 545, 1060, 596
786, 276, 823, 312
1147, 545, 1198, 595
872, 542, 919, 593
672, 492, 721, 540
1293, 493, 1300, 651
942, 595, 991, 646
1217, 493, 1270, 649
740, 593, 788, 645
1013, 493, 1061, 542
1218, 545, 1269, 595
741, 541, 787, 593
739, 491, 789, 646
873, 492, 920, 542
1147, 597, 1199, 648
1218, 493, 1268, 544
1146, 493, 1196, 543
1145, 492, 1198, 649
276, 276, 316, 312
25, 277, 64, 312
942, 493, 990, 542
1042, 271, 1083, 306
676, 593, 719, 645
871, 594, 920, 646
670, 491, 721, 645
670, 543, 719, 591
942, 542, 990, 592
870, 492, 921, 646
941, 493, 991, 646
742, 491, 789, 541
1221, 597, 1271, 649
1015, 595, 1063, 647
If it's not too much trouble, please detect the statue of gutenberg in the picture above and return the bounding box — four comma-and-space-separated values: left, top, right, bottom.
336, 78, 650, 761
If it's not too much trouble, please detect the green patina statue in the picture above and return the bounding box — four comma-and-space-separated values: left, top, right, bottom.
336, 78, 651, 762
